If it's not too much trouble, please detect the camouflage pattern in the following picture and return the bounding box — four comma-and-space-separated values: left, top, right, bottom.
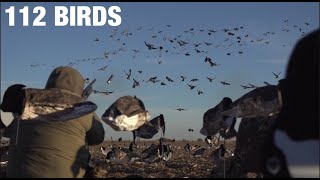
5, 66, 105, 178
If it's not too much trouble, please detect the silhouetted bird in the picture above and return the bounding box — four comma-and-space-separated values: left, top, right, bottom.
207, 77, 215, 82
107, 74, 114, 84
272, 72, 281, 79
125, 69, 132, 80
180, 76, 186, 82
220, 81, 230, 85
98, 65, 108, 71
144, 41, 157, 50
197, 90, 204, 95
166, 76, 174, 82
174, 108, 186, 111
188, 84, 196, 90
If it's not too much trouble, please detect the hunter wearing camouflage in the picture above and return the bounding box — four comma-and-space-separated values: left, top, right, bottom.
4, 66, 105, 178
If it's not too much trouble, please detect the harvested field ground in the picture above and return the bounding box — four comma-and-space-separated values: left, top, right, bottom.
87, 140, 236, 178
1, 139, 236, 178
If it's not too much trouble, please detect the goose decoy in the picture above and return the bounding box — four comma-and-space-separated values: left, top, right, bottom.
200, 97, 233, 137
211, 144, 225, 161
141, 143, 160, 163
221, 85, 282, 118
219, 117, 237, 139
1, 84, 97, 122
193, 147, 206, 158
158, 138, 173, 161
105, 150, 116, 163
101, 146, 112, 156
104, 146, 129, 163
184, 143, 191, 158
184, 143, 191, 152
205, 135, 213, 145
101, 96, 151, 131
132, 114, 165, 145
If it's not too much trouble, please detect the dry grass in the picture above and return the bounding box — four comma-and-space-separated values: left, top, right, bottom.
88, 140, 236, 178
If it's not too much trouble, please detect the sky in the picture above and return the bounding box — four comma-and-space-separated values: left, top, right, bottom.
1, 2, 319, 141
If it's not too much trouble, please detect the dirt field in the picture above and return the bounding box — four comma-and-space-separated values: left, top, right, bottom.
1, 139, 236, 178
87, 139, 236, 178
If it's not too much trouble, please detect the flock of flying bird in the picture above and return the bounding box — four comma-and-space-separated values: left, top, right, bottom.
26, 20, 313, 123
28, 20, 310, 99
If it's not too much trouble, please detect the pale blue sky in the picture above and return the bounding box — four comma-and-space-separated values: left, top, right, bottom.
1, 2, 319, 140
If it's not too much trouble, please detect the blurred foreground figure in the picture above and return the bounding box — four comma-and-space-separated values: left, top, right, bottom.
1, 66, 105, 178
267, 29, 319, 178
226, 29, 319, 178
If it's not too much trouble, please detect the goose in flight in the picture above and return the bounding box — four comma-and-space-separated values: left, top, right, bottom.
207, 77, 215, 82
107, 74, 114, 84
174, 108, 186, 111
272, 72, 281, 79
220, 81, 230, 85
188, 84, 196, 90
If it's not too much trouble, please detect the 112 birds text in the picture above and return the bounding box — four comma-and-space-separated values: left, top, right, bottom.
4, 5, 122, 27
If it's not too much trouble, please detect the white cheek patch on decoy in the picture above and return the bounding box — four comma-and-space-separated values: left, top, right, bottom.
103, 112, 151, 131
274, 130, 319, 178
